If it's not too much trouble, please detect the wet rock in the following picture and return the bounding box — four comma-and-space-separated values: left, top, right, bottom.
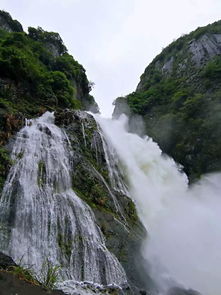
54, 109, 150, 294
0, 252, 17, 269
113, 97, 131, 119
162, 57, 174, 74
0, 252, 65, 294
0, 271, 64, 295
189, 33, 221, 67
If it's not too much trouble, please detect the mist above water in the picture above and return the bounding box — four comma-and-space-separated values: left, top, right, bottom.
95, 114, 221, 295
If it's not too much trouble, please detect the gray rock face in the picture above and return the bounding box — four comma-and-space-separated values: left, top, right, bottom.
214, 33, 221, 43
189, 33, 221, 67
0, 12, 23, 32
0, 251, 17, 269
44, 42, 60, 57
162, 56, 174, 74
136, 31, 221, 93
112, 97, 131, 118
0, 15, 13, 32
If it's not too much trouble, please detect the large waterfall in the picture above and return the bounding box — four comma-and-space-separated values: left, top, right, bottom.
1, 110, 221, 295
95, 114, 221, 295
0, 112, 127, 293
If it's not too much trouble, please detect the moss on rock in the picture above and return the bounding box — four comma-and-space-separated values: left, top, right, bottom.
55, 109, 150, 292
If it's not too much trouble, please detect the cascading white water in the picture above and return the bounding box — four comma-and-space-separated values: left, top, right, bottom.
95, 114, 221, 295
0, 112, 127, 292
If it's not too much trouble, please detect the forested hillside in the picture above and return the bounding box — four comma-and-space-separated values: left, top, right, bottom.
0, 10, 98, 193
114, 20, 221, 181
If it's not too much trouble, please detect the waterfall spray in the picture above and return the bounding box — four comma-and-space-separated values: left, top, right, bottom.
95, 114, 221, 295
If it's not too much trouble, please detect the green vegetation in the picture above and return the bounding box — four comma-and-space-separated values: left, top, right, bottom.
7, 258, 60, 290
28, 26, 67, 55
0, 10, 97, 123
39, 259, 60, 290
73, 164, 110, 210
57, 233, 72, 258
190, 19, 221, 39
202, 56, 221, 79
0, 10, 98, 189
118, 20, 221, 181
7, 264, 39, 286
37, 160, 46, 187
0, 147, 12, 193
7, 264, 60, 291
0, 28, 90, 111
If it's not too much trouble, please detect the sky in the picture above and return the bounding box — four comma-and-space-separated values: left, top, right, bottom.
1, 0, 221, 116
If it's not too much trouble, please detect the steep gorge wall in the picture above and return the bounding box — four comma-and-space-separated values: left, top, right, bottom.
114, 20, 221, 181
0, 11, 148, 295
0, 10, 98, 193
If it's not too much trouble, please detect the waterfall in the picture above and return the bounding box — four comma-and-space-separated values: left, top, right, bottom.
95, 114, 221, 295
0, 112, 127, 292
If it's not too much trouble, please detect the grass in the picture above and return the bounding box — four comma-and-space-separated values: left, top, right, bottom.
7, 264, 40, 286
38, 259, 60, 290
5, 258, 60, 290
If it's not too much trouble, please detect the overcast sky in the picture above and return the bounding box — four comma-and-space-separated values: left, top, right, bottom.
1, 0, 221, 116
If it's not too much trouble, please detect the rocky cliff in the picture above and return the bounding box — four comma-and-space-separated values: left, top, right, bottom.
0, 110, 147, 295
0, 10, 98, 193
55, 110, 149, 293
113, 20, 221, 181
0, 10, 23, 33
0, 11, 148, 295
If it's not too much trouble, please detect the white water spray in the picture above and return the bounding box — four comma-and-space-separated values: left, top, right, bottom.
95, 114, 221, 295
0, 112, 127, 292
